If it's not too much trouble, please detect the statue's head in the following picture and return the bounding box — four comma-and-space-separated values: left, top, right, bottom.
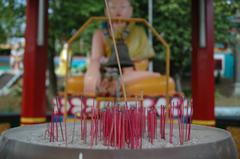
105, 0, 133, 19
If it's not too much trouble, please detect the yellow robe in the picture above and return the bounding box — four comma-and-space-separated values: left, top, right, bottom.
103, 24, 155, 61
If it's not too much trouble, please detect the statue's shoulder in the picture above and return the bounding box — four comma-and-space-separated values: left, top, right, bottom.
129, 24, 146, 35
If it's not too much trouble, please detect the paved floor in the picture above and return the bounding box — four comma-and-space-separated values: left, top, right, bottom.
227, 127, 240, 159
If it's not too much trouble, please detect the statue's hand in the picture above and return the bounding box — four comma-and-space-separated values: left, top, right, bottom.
83, 61, 101, 96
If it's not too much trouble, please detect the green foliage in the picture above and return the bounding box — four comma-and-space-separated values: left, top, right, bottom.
214, 0, 240, 45
0, 0, 25, 43
152, 0, 192, 75
48, 0, 105, 54
1, 0, 239, 75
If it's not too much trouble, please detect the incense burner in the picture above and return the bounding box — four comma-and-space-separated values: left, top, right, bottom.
0, 123, 238, 159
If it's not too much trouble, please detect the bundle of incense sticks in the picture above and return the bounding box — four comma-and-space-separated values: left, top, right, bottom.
169, 97, 193, 145
159, 105, 166, 139
45, 96, 193, 149
45, 97, 65, 142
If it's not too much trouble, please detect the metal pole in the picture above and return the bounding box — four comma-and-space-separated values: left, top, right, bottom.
234, 35, 240, 96
148, 0, 153, 72
148, 0, 153, 45
199, 0, 206, 48
37, 0, 45, 46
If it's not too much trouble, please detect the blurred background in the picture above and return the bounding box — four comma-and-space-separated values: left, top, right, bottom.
0, 0, 239, 138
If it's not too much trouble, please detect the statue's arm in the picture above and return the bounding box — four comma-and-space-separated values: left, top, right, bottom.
84, 30, 105, 95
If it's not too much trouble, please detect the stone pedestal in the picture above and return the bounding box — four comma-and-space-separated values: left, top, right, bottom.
0, 124, 238, 159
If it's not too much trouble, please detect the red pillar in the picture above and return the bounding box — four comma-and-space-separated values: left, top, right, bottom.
192, 0, 215, 126
21, 0, 48, 125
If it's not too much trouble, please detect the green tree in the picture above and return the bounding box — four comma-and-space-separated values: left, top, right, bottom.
1, 0, 239, 95
150, 0, 239, 92
0, 0, 25, 43
214, 0, 240, 45
152, 0, 192, 92
48, 0, 105, 54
